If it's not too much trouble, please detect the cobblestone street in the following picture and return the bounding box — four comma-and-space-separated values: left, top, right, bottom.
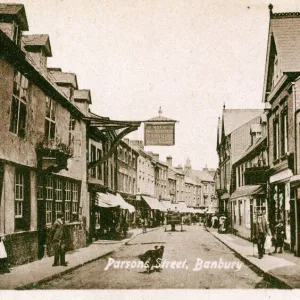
34, 226, 275, 289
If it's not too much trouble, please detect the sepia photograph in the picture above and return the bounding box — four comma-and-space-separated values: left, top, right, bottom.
0, 0, 300, 298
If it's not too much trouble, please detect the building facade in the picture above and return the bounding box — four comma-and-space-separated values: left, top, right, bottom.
0, 4, 87, 265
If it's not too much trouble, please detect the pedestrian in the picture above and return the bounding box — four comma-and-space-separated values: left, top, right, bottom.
273, 219, 285, 254
218, 215, 226, 233
51, 212, 68, 267
0, 234, 10, 274
252, 213, 270, 259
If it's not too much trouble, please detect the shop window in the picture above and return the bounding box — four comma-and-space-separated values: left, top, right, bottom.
65, 182, 72, 223
72, 182, 79, 216
9, 71, 28, 138
45, 177, 54, 225
55, 179, 63, 221
15, 168, 30, 231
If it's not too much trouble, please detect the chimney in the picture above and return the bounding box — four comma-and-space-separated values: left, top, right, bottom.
74, 89, 91, 115
203, 164, 208, 171
22, 34, 52, 75
166, 156, 172, 167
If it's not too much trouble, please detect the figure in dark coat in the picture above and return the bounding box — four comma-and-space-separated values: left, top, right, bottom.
273, 220, 285, 254
253, 213, 270, 259
51, 212, 68, 266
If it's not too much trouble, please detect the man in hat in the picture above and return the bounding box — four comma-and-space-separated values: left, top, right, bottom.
51, 212, 68, 266
253, 212, 270, 259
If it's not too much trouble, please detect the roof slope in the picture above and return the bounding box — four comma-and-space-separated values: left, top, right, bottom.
191, 169, 214, 182
270, 14, 300, 72
223, 109, 263, 136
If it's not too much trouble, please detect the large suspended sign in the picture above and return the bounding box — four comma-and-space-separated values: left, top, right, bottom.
144, 110, 177, 146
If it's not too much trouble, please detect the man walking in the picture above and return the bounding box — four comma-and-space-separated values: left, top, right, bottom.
51, 212, 68, 267
253, 212, 270, 259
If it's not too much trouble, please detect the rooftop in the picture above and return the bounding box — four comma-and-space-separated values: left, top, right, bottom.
22, 34, 52, 57
0, 3, 28, 30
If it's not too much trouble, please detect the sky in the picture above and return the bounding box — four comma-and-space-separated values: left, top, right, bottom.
3, 0, 300, 171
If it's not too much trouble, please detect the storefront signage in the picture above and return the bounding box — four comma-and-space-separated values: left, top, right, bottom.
144, 123, 175, 146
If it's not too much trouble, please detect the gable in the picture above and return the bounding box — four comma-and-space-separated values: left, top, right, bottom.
263, 13, 300, 102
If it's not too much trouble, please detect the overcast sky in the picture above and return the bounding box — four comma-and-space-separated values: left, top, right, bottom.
3, 0, 300, 170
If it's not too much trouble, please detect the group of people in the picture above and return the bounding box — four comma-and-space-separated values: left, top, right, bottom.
252, 213, 285, 259
204, 213, 227, 233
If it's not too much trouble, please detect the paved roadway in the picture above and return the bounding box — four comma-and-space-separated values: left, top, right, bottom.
34, 225, 275, 289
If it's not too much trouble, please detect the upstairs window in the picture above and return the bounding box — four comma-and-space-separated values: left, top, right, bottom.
45, 97, 56, 140
10, 71, 28, 138
90, 144, 97, 178
68, 115, 76, 145
281, 108, 288, 156
273, 117, 279, 161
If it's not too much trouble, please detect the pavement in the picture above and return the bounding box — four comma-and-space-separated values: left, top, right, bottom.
0, 226, 160, 290
206, 227, 300, 289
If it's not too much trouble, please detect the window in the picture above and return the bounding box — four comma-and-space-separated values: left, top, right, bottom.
281, 108, 288, 156
91, 144, 97, 178
45, 177, 53, 225
55, 179, 63, 221
13, 21, 20, 46
72, 182, 79, 215
273, 117, 279, 161
15, 168, 30, 231
68, 114, 76, 145
97, 149, 102, 180
15, 171, 24, 219
65, 182, 71, 223
45, 97, 56, 140
10, 71, 28, 138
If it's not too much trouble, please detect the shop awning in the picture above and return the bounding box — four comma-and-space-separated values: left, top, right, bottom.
142, 196, 167, 211
230, 185, 265, 200
161, 201, 177, 212
115, 193, 135, 213
95, 192, 135, 212
95, 192, 119, 208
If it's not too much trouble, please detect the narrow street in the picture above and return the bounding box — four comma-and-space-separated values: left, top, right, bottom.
34, 226, 275, 289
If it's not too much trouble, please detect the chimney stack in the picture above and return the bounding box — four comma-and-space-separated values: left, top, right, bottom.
166, 156, 172, 167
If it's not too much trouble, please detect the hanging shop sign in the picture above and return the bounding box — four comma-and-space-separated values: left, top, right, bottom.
144, 122, 175, 146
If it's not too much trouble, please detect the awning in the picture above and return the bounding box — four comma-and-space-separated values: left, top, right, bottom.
115, 193, 135, 213
95, 192, 119, 208
161, 201, 179, 212
142, 196, 167, 211
230, 185, 265, 200
95, 192, 135, 212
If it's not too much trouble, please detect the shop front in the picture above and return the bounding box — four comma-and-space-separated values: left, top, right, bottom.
230, 185, 266, 240
269, 169, 293, 251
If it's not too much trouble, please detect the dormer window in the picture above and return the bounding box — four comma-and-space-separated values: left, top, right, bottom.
12, 21, 20, 45
272, 55, 281, 89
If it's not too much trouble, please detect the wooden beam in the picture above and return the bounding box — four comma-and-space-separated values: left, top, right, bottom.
88, 126, 139, 169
